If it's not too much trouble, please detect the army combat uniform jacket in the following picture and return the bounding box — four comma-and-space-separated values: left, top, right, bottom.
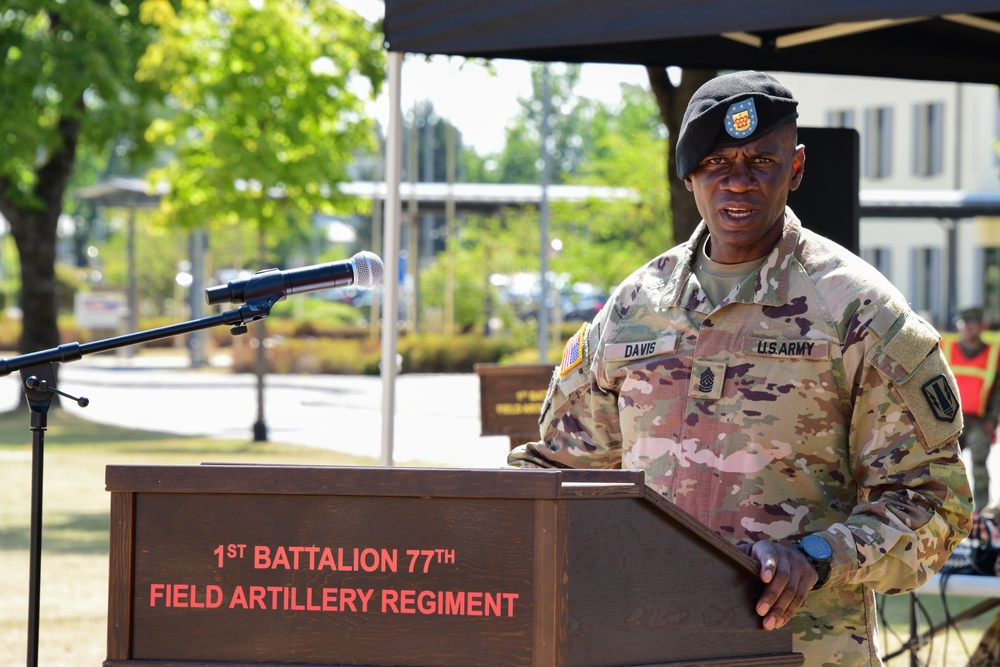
509, 210, 973, 667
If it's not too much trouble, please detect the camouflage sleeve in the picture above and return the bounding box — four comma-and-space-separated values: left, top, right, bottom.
508, 318, 623, 470
820, 307, 973, 595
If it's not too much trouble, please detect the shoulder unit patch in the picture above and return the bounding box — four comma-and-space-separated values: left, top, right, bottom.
921, 374, 959, 422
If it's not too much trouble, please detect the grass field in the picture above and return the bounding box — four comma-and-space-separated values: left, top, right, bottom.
0, 407, 379, 667
0, 407, 995, 667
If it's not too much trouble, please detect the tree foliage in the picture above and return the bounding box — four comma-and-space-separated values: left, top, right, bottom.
402, 100, 469, 183
646, 67, 717, 243
555, 83, 673, 289
487, 76, 673, 290
0, 0, 161, 354
137, 0, 385, 240
490, 63, 597, 185
420, 74, 672, 331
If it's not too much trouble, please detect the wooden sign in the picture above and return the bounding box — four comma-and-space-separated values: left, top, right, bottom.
475, 363, 554, 439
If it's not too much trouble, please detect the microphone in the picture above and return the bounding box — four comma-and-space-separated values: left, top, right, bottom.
205, 250, 384, 305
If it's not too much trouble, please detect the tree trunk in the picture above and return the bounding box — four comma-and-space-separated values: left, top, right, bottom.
0, 112, 81, 409
646, 67, 717, 245
1, 114, 81, 356
7, 207, 61, 355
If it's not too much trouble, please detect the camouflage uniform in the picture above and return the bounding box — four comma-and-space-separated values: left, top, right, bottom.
510, 210, 973, 667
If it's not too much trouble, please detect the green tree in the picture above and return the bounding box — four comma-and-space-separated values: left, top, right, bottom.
96, 209, 190, 318
646, 67, 717, 243
0, 1, 161, 356
553, 83, 673, 289
484, 76, 672, 292
137, 0, 385, 262
493, 63, 596, 185
403, 100, 472, 183
419, 83, 670, 332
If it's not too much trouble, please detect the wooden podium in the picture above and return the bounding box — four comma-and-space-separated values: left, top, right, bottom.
104, 465, 802, 667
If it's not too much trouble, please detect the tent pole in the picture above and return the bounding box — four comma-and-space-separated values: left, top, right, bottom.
380, 51, 404, 467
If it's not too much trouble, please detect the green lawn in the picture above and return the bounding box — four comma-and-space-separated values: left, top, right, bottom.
0, 407, 995, 667
878, 590, 998, 666
0, 408, 380, 667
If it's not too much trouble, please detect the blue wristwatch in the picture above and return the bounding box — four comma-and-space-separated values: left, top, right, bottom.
797, 534, 833, 589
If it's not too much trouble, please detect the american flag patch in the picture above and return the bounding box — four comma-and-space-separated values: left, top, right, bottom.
559, 323, 588, 376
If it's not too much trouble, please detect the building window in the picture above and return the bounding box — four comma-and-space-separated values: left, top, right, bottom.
985, 247, 1000, 324
862, 247, 892, 278
912, 102, 944, 177
863, 107, 893, 179
911, 247, 942, 326
995, 94, 1000, 168
827, 109, 855, 129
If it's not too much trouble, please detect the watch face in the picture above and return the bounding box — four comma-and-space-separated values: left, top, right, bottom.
802, 534, 833, 561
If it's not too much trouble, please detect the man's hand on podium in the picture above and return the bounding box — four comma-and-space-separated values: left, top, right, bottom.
739, 540, 818, 631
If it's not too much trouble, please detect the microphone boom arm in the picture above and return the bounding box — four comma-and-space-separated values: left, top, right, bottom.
0, 299, 275, 378
0, 250, 385, 376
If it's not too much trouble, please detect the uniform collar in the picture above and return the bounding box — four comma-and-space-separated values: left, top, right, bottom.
661, 207, 802, 311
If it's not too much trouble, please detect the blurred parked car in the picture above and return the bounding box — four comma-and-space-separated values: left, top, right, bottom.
562, 290, 608, 321
492, 273, 607, 323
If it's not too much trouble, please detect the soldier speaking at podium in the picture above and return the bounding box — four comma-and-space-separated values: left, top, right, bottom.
509, 71, 972, 667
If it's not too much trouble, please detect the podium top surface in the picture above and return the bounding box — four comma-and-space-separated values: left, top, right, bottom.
105, 464, 646, 500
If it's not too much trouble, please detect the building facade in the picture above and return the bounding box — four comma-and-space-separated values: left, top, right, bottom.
777, 73, 1000, 330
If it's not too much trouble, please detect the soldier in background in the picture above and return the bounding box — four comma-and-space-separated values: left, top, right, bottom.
509, 71, 972, 667
942, 306, 1000, 512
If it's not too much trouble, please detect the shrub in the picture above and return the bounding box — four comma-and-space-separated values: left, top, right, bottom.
397, 334, 521, 373
0, 316, 19, 351
229, 332, 522, 375
230, 335, 382, 375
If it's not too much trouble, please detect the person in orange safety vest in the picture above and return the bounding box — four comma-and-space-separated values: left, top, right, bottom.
942, 306, 1000, 512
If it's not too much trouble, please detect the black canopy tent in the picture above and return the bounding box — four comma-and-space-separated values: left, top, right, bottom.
374, 1, 1000, 463
383, 1, 1000, 85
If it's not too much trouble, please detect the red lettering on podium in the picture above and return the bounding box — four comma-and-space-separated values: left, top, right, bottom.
254, 545, 399, 572
149, 584, 223, 609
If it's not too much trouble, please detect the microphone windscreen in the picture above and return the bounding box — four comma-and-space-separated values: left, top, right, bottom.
352, 251, 384, 289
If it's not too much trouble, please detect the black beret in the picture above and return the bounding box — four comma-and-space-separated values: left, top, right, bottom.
676, 71, 799, 179
958, 306, 985, 322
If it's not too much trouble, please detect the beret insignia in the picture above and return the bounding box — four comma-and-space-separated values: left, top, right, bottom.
725, 98, 758, 139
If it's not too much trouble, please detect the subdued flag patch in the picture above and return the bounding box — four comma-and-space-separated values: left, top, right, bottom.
560, 323, 588, 377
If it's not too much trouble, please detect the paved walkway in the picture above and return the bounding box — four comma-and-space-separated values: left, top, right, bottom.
0, 352, 515, 469
4, 351, 994, 496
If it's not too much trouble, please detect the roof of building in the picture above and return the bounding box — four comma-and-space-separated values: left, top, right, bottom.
75, 177, 1000, 219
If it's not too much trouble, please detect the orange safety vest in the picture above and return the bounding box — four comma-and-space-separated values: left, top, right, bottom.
942, 337, 1000, 417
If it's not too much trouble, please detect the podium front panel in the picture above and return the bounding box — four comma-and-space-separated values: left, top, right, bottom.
128, 492, 535, 666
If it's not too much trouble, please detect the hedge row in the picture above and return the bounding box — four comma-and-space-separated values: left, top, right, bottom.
0, 304, 575, 373
230, 333, 524, 375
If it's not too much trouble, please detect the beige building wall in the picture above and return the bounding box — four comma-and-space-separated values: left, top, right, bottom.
769, 72, 1000, 328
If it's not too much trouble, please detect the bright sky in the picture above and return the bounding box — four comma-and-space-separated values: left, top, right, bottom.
340, 0, 651, 155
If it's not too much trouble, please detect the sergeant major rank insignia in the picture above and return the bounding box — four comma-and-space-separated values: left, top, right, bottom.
921, 374, 959, 422
725, 98, 758, 139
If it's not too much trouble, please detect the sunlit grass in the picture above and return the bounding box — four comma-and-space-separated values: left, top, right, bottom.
0, 408, 378, 667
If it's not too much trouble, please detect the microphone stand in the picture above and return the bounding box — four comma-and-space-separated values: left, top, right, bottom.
2, 294, 281, 667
